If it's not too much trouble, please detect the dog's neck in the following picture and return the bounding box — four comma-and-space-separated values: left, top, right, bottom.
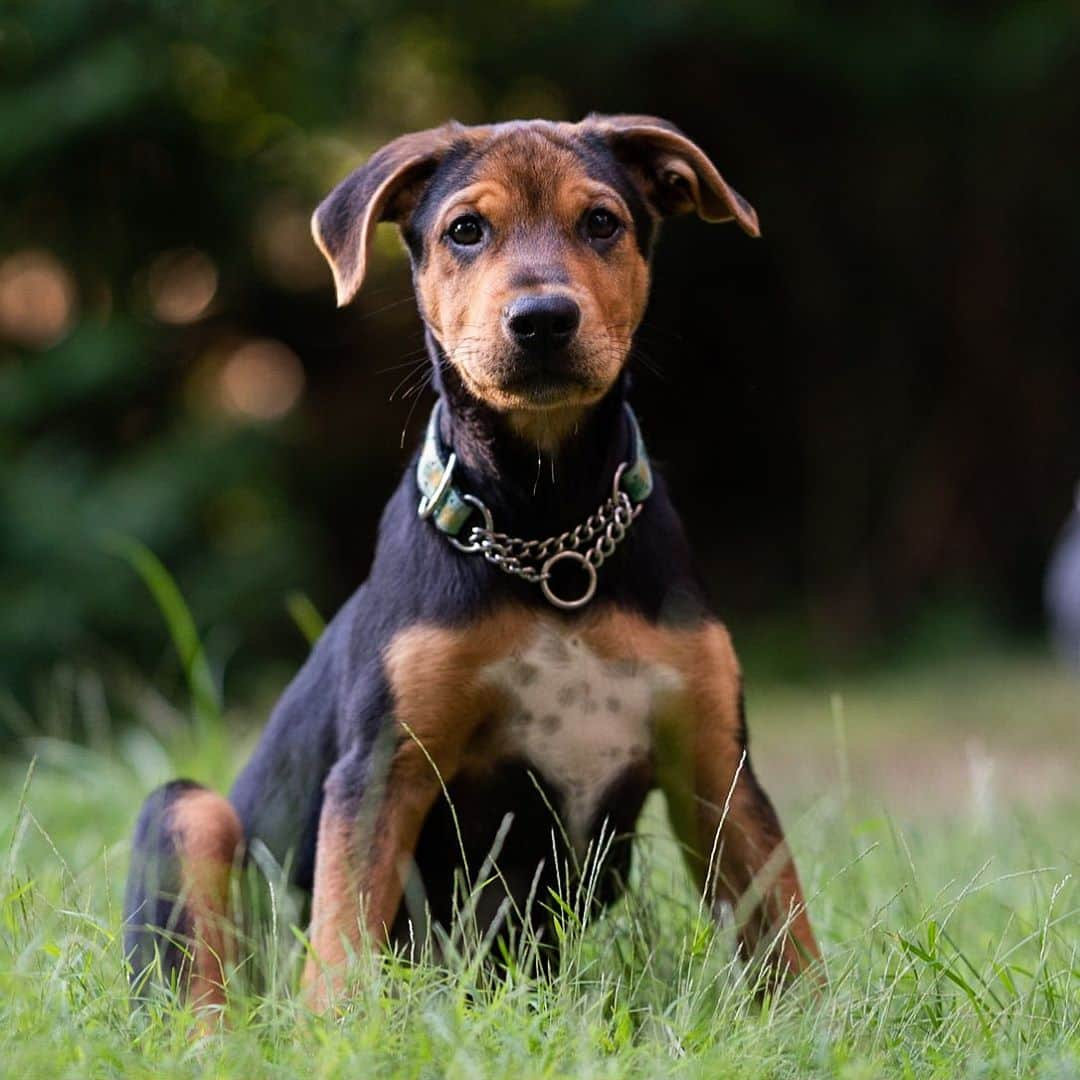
427, 333, 634, 536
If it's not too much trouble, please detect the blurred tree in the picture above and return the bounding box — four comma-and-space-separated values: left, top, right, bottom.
2, 1, 1079, 708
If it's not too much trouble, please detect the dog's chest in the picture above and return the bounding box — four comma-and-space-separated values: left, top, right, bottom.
476, 622, 679, 851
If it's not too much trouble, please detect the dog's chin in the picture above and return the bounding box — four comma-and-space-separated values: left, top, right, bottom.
456, 363, 613, 450
457, 361, 606, 412
496, 370, 606, 411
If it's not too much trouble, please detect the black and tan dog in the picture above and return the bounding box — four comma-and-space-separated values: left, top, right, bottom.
124, 114, 819, 1014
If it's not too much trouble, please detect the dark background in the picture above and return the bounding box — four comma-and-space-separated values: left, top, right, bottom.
3, 1, 1079, 708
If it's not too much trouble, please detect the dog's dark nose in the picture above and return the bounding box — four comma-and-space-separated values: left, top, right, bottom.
503, 294, 581, 353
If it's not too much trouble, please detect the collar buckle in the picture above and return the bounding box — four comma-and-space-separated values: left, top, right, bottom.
417, 450, 457, 520
446, 494, 494, 553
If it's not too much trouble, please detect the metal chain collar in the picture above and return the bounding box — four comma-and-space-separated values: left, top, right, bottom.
444, 462, 643, 610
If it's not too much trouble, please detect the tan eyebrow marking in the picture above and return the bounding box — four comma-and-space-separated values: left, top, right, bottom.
566, 180, 631, 213
434, 182, 508, 231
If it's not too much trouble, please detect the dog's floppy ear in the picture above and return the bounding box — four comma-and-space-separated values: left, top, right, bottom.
589, 114, 760, 237
312, 124, 460, 306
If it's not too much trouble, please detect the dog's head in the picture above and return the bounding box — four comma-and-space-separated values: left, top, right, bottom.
313, 116, 758, 441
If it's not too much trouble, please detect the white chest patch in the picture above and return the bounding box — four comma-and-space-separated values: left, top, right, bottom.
480, 621, 681, 854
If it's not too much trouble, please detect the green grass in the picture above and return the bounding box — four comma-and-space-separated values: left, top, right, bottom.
1, 569, 1078, 1076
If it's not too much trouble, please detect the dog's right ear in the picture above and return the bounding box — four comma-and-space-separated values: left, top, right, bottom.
588, 114, 760, 237
312, 124, 460, 307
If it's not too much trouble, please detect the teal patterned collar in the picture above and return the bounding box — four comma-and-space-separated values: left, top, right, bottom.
416, 400, 653, 537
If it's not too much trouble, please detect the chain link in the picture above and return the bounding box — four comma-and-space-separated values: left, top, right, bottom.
458, 463, 642, 589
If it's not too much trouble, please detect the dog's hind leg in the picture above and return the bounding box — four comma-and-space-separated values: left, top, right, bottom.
123, 780, 243, 1015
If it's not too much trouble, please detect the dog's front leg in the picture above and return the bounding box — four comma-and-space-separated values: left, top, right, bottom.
657, 622, 819, 987
301, 734, 445, 1010
301, 612, 530, 1010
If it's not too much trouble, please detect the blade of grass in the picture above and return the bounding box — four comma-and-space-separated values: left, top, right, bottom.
285, 591, 326, 648
103, 533, 220, 740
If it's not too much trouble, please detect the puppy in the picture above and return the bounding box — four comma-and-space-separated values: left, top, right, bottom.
124, 115, 819, 1013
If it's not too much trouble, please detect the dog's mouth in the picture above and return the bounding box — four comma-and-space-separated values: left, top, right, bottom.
451, 341, 616, 412
448, 363, 597, 413
497, 367, 600, 408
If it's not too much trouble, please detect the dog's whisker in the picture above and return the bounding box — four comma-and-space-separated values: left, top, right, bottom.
376, 351, 433, 375
399, 370, 433, 446
395, 366, 435, 405
388, 360, 431, 402
357, 294, 422, 320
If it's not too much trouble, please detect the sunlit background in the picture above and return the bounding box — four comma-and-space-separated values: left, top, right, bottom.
3, 2, 1080, 713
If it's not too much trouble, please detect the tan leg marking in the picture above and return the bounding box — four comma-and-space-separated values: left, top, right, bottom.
171, 789, 243, 1018
303, 810, 360, 981
302, 607, 534, 1008
581, 610, 819, 982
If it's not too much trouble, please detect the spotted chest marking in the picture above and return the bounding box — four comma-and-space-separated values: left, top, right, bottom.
478, 621, 682, 853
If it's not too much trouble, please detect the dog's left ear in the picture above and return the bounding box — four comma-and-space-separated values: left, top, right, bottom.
312, 124, 461, 306
589, 114, 760, 237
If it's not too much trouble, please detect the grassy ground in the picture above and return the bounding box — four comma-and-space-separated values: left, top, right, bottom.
1, 648, 1078, 1078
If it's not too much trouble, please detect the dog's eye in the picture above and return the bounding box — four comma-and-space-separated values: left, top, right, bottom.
585, 208, 620, 241
447, 215, 484, 246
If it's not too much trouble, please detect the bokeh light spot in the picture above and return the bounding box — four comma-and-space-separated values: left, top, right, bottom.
0, 250, 77, 348
253, 194, 328, 292
147, 248, 218, 324
219, 339, 304, 421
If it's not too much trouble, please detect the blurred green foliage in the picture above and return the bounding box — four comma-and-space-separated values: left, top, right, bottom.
2, 1, 1080, 706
